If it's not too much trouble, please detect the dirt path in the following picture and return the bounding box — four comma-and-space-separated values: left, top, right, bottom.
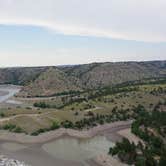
16, 96, 58, 101
0, 112, 51, 123
84, 106, 101, 112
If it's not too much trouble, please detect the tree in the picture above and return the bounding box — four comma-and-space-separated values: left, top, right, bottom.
109, 138, 137, 164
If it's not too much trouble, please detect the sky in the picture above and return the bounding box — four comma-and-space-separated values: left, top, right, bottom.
0, 0, 165, 67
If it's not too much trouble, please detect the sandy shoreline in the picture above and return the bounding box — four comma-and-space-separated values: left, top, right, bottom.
0, 120, 132, 144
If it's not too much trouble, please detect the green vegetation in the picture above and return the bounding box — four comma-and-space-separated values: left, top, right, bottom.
109, 138, 158, 166
33, 85, 139, 109
34, 102, 51, 108
109, 104, 166, 166
0, 112, 5, 117
1, 124, 25, 133
0, 80, 165, 136
109, 138, 137, 165
31, 121, 60, 136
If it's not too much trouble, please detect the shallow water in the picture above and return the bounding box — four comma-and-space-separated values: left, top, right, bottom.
42, 135, 114, 162
0, 85, 20, 103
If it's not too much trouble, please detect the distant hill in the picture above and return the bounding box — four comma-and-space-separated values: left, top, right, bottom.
0, 61, 165, 97
0, 67, 45, 85
17, 67, 81, 97
62, 61, 166, 89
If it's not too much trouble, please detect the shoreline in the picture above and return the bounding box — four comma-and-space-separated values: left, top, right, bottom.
0, 120, 132, 144
0, 120, 134, 166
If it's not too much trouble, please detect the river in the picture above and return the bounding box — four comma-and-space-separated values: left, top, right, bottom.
0, 85, 21, 104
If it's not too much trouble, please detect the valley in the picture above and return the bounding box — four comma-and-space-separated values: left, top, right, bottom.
0, 1, 165, 165
0, 61, 165, 166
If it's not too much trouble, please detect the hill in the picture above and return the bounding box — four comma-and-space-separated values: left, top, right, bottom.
62, 61, 166, 89
0, 61, 165, 97
0, 67, 45, 85
17, 67, 81, 97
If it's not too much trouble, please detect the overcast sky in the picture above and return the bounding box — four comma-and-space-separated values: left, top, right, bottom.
0, 0, 165, 67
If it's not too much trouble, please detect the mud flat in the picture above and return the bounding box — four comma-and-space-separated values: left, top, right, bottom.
0, 135, 115, 166
0, 121, 132, 166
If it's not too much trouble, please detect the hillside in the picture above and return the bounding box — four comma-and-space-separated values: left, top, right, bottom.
62, 61, 166, 89
17, 67, 81, 97
0, 61, 165, 97
0, 67, 45, 85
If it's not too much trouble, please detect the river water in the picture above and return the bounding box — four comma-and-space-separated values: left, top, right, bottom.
0, 85, 21, 103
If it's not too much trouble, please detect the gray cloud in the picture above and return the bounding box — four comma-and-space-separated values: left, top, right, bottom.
0, 0, 166, 42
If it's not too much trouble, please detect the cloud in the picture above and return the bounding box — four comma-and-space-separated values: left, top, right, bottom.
0, 0, 166, 42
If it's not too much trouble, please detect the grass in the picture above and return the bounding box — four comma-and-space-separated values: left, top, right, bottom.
0, 83, 165, 134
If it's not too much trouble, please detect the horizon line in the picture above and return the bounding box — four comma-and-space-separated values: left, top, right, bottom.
0, 59, 165, 69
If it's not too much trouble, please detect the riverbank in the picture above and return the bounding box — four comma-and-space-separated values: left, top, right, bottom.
0, 120, 137, 166
0, 120, 132, 144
